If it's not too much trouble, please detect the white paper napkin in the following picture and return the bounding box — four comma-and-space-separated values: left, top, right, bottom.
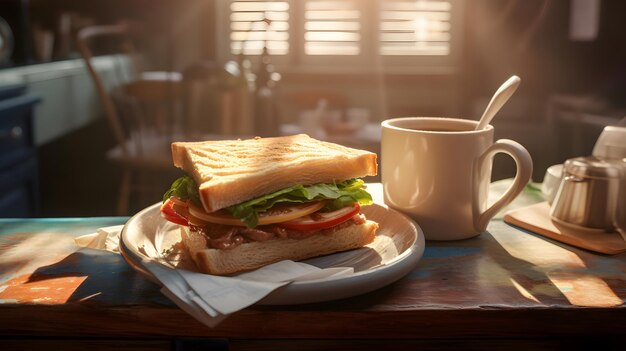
74, 225, 122, 253
75, 226, 353, 327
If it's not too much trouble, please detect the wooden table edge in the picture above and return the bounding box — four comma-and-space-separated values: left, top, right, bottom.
1, 304, 625, 339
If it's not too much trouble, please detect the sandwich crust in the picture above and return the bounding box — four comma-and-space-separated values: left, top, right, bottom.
171, 134, 377, 213
181, 220, 379, 275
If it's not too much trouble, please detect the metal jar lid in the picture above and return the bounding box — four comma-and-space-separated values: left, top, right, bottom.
563, 156, 620, 180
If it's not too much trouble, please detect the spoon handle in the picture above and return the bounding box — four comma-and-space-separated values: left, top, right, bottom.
475, 75, 521, 130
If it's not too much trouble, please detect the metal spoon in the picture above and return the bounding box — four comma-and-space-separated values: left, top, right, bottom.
475, 75, 521, 130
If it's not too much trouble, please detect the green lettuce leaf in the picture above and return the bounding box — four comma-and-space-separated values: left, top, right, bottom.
226, 179, 373, 228
163, 177, 373, 228
162, 175, 201, 206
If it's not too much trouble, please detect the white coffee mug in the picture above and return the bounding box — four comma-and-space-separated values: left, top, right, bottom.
381, 117, 533, 241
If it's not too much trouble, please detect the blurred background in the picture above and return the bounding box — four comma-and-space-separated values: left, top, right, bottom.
0, 0, 624, 217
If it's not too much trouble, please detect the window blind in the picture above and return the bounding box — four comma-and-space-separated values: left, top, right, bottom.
304, 0, 361, 55
229, 1, 290, 55
379, 0, 452, 56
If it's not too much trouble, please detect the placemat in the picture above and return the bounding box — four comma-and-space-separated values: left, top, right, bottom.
504, 202, 626, 255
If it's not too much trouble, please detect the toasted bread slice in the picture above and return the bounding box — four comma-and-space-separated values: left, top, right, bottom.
172, 134, 377, 212
181, 220, 379, 275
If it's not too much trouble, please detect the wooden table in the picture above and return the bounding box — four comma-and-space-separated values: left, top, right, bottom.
1, 200, 626, 349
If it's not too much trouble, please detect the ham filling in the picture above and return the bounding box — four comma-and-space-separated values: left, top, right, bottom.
190, 214, 367, 250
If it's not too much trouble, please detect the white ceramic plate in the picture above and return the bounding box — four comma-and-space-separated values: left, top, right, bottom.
119, 202, 425, 305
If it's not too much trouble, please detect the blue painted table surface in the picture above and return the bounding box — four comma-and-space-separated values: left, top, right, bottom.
1, 209, 625, 339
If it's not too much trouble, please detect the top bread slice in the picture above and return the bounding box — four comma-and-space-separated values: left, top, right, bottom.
171, 134, 377, 213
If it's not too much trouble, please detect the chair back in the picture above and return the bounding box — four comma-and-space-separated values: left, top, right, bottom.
111, 76, 184, 166
76, 23, 199, 214
76, 22, 146, 156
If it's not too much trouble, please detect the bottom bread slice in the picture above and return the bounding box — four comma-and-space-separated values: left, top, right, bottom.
181, 220, 379, 275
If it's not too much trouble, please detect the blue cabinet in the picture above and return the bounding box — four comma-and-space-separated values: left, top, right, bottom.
0, 84, 40, 217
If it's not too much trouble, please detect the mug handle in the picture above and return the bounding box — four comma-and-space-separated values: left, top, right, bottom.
475, 139, 533, 232
615, 164, 626, 239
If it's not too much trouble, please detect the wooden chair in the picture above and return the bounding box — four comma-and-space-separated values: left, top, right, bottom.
77, 23, 187, 215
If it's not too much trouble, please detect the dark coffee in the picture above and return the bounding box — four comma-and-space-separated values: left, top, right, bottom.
414, 126, 473, 132
387, 118, 478, 132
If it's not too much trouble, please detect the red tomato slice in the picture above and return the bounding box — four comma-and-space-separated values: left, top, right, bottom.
278, 203, 360, 231
160, 199, 189, 226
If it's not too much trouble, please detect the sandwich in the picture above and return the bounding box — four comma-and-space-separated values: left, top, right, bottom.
160, 134, 379, 275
